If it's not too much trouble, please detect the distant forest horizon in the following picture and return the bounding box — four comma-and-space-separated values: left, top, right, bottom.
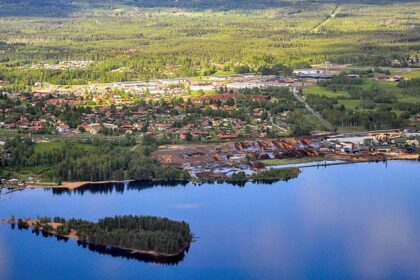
0, 0, 418, 16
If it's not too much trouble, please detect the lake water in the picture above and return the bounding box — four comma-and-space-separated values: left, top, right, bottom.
1, 161, 420, 280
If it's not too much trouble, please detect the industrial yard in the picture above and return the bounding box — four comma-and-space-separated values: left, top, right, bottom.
153, 130, 420, 180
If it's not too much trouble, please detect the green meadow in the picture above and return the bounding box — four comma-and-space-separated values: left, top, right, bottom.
402, 70, 420, 79
305, 85, 350, 98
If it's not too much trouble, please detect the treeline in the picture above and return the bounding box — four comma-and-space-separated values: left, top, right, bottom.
307, 74, 420, 130
398, 78, 420, 88
307, 94, 410, 130
15, 215, 192, 255
0, 61, 295, 88
323, 108, 405, 129
318, 74, 363, 91
1, 137, 190, 183
1, 0, 416, 16
0, 65, 131, 90
251, 168, 301, 181
229, 168, 301, 182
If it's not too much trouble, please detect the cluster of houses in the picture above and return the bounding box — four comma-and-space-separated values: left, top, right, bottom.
0, 86, 292, 141
23, 60, 94, 71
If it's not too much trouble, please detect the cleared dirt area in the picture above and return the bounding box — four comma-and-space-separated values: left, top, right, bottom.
152, 137, 419, 179
153, 137, 323, 167
152, 137, 326, 179
154, 142, 232, 168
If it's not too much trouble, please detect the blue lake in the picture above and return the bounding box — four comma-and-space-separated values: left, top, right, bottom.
1, 161, 420, 280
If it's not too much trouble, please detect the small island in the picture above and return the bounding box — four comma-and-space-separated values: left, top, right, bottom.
2, 215, 193, 261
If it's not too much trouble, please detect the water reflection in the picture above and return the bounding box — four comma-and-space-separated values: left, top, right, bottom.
0, 161, 419, 280
8, 222, 187, 265
76, 242, 187, 265
50, 180, 188, 196
49, 178, 301, 196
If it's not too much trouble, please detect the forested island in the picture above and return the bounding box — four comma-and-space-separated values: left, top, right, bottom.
4, 215, 193, 259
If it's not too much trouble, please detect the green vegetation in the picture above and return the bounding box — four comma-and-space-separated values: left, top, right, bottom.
0, 1, 419, 89
1, 0, 420, 184
230, 167, 301, 182
33, 142, 95, 153
304, 73, 420, 132
0, 1, 418, 136
0, 136, 190, 183
252, 168, 301, 181
305, 85, 349, 98
15, 215, 192, 256
401, 70, 420, 79
33, 142, 65, 153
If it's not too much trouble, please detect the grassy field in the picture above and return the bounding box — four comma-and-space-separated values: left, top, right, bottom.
312, 78, 420, 109
302, 113, 328, 131
305, 85, 350, 98
337, 99, 359, 109
33, 141, 96, 153
0, 128, 20, 139
34, 142, 65, 153
302, 73, 420, 132
401, 70, 420, 79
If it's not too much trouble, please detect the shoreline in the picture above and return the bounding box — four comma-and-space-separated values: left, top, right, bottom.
30, 180, 136, 190
2, 154, 419, 190
0, 219, 189, 258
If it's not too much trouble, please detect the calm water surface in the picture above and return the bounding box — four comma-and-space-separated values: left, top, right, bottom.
1, 161, 420, 280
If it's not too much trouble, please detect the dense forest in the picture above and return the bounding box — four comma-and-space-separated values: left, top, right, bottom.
14, 215, 192, 255
0, 137, 190, 183
0, 0, 417, 16
0, 1, 419, 87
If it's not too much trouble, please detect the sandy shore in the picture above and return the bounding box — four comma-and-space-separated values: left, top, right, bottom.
29, 180, 134, 190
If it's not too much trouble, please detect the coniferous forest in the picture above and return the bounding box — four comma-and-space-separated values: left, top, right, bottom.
0, 136, 190, 183
14, 215, 193, 256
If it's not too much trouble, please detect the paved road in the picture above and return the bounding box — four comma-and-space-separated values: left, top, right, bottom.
292, 87, 335, 131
